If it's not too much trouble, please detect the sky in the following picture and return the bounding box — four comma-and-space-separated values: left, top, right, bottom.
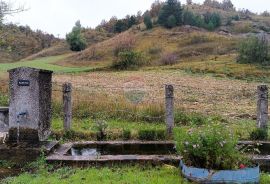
5, 0, 270, 38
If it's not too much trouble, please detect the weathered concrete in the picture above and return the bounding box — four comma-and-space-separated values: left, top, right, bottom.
0, 107, 9, 132
8, 67, 53, 142
63, 83, 72, 130
165, 85, 174, 135
46, 141, 180, 166
257, 85, 268, 129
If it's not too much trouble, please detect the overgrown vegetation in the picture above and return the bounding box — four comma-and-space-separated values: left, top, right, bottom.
250, 128, 268, 141
112, 51, 145, 70
238, 35, 269, 65
174, 123, 250, 170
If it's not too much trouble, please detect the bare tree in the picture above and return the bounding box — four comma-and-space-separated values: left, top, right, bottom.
0, 0, 25, 22
186, 0, 192, 5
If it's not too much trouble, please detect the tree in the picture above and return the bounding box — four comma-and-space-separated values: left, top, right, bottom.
203, 12, 221, 29
167, 15, 177, 28
237, 35, 269, 65
150, 0, 163, 17
183, 10, 196, 26
186, 0, 192, 5
114, 19, 128, 33
0, 1, 24, 23
128, 15, 137, 28
144, 14, 153, 30
158, 0, 183, 28
66, 20, 87, 52
221, 0, 234, 11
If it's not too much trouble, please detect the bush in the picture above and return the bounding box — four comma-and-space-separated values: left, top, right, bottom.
144, 15, 153, 30
159, 53, 178, 65
112, 51, 145, 70
250, 128, 268, 141
148, 45, 163, 55
123, 129, 131, 140
66, 20, 87, 52
113, 34, 136, 56
174, 123, 250, 170
237, 35, 269, 65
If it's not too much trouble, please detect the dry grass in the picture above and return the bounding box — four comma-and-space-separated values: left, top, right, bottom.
53, 70, 265, 120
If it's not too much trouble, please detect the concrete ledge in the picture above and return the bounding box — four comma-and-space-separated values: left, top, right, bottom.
46, 155, 181, 166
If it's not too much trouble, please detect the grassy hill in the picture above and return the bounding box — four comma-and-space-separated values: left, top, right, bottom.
0, 24, 61, 62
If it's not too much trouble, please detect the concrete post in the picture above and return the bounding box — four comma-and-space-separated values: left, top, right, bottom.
165, 85, 174, 135
257, 85, 268, 129
63, 83, 72, 130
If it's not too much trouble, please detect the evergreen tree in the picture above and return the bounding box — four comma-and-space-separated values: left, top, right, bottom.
66, 20, 87, 52
167, 15, 177, 28
144, 14, 153, 29
158, 0, 183, 28
114, 20, 128, 33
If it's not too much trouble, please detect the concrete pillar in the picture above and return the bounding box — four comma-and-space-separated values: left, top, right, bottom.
257, 85, 268, 129
63, 83, 72, 130
165, 85, 174, 135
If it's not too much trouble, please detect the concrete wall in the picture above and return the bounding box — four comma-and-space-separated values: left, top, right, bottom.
8, 67, 53, 142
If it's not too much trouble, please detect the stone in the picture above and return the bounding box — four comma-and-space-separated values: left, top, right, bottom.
8, 67, 53, 142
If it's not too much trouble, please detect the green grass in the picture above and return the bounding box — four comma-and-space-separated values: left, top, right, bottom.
0, 55, 91, 74
3, 165, 185, 184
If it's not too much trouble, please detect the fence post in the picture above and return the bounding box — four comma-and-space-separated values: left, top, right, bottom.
165, 84, 174, 136
257, 85, 268, 129
63, 83, 72, 131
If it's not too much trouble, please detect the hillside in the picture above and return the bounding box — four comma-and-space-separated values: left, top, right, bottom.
59, 3, 270, 68
0, 24, 61, 62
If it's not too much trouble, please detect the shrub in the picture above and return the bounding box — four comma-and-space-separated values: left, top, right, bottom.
144, 15, 153, 30
188, 34, 211, 44
123, 129, 131, 140
148, 45, 163, 55
250, 128, 268, 141
113, 34, 136, 56
112, 51, 145, 70
160, 53, 178, 65
237, 35, 269, 65
66, 20, 87, 52
174, 123, 250, 170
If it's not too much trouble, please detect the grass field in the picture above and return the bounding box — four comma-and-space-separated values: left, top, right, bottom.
2, 162, 270, 184
0, 55, 91, 74
2, 164, 185, 184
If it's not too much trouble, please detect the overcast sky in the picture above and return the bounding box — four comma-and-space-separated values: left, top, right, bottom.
5, 0, 270, 38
